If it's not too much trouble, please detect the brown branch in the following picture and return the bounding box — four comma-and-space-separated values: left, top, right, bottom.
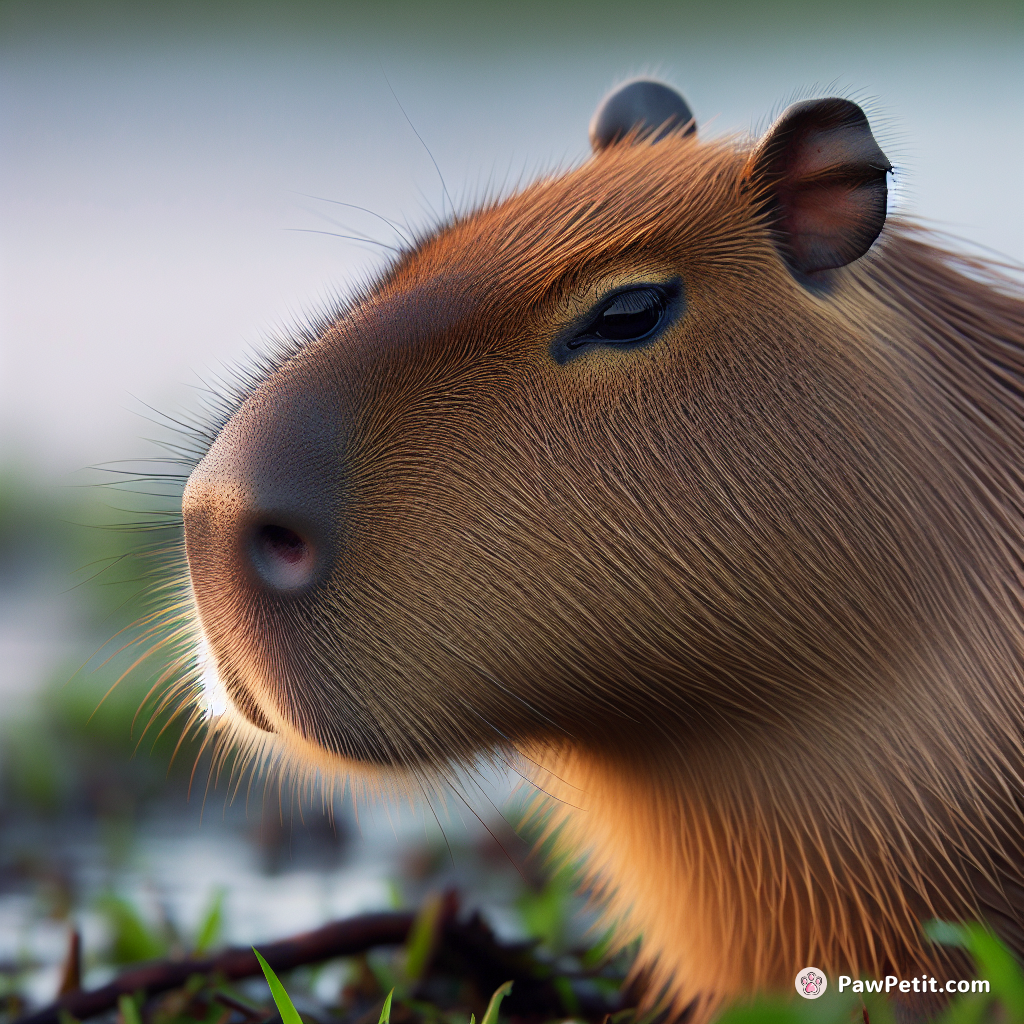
14, 911, 415, 1024
57, 930, 82, 997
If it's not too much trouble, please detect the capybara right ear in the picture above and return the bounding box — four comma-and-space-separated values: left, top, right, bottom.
747, 98, 892, 276
590, 79, 696, 152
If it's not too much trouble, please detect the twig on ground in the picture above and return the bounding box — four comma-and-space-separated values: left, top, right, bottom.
14, 911, 416, 1024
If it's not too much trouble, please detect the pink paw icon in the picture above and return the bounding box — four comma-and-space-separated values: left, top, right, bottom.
795, 968, 827, 999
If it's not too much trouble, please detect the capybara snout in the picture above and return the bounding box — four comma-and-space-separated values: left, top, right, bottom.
182, 358, 348, 735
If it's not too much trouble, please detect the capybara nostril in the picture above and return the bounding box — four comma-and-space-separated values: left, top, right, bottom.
249, 523, 316, 591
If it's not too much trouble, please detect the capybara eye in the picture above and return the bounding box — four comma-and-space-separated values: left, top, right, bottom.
565, 282, 681, 355
593, 287, 667, 342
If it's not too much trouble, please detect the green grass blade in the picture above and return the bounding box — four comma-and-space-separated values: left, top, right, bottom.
378, 989, 394, 1024
117, 995, 141, 1024
404, 893, 443, 983
96, 895, 165, 965
253, 948, 303, 1024
960, 923, 1024, 1023
481, 981, 513, 1024
926, 919, 1024, 1023
194, 888, 225, 954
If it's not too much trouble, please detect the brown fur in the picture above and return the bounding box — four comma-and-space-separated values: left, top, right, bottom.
181, 122, 1024, 1020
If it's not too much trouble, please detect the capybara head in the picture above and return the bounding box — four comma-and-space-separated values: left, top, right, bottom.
179, 79, 1024, 1017
182, 84, 893, 770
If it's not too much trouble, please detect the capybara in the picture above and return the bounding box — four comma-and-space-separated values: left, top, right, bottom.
179, 79, 1024, 1019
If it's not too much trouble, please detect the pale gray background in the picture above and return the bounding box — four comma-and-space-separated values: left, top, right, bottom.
2, 1, 1021, 479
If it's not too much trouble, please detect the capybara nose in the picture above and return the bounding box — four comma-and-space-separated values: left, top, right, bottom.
181, 390, 339, 599
249, 523, 316, 590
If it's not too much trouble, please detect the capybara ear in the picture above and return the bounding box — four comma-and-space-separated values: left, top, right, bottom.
590, 78, 696, 152
747, 98, 891, 275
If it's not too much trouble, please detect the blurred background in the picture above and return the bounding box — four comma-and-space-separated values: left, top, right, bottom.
1, 0, 1021, 1016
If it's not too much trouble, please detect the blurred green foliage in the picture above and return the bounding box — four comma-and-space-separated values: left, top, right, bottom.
0, 658, 203, 820
0, 468, 201, 821
193, 890, 226, 957
117, 993, 143, 1024
241, 912, 1024, 1024
3, 0, 1019, 51
95, 894, 169, 965
515, 864, 576, 956
928, 920, 1024, 1024
713, 921, 1024, 1024
3, 839, 1024, 1024
403, 894, 445, 986
503, 795, 587, 958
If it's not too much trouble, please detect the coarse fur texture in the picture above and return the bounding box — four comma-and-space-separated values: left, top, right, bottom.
176, 105, 1024, 1022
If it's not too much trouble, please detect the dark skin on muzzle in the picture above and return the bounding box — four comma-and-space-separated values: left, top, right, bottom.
181, 79, 1024, 1021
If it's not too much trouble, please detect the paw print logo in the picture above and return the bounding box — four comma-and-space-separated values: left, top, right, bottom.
795, 968, 827, 999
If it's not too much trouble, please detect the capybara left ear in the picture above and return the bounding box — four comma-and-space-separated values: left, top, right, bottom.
590, 79, 696, 152
747, 98, 891, 275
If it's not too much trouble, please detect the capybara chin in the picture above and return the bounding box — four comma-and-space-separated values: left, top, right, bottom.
179, 79, 1024, 1020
